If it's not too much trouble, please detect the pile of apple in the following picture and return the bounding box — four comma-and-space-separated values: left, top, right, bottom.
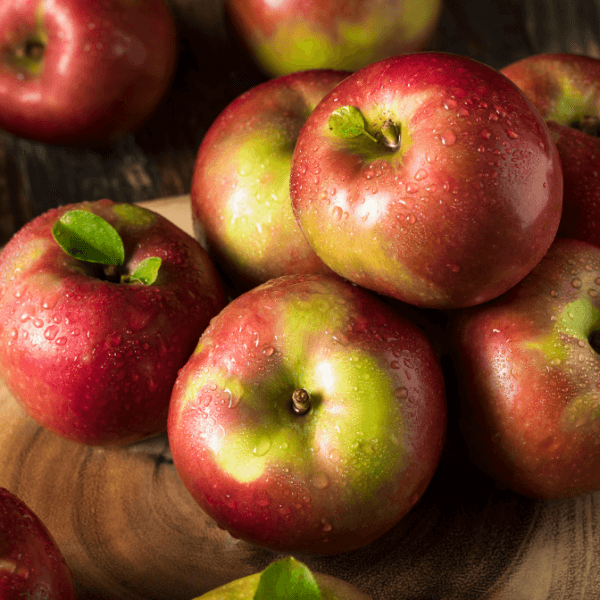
1, 2, 600, 596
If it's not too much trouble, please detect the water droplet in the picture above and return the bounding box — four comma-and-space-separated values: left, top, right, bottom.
263, 345, 275, 357
9, 327, 18, 340
253, 436, 271, 457
395, 387, 409, 399
506, 130, 519, 139
332, 206, 343, 221
480, 129, 492, 140
322, 521, 333, 532
406, 182, 420, 193
441, 130, 456, 146
44, 325, 59, 341
311, 472, 330, 489
329, 448, 341, 463
32, 318, 44, 328
550, 358, 562, 366
55, 337, 67, 346
443, 98, 457, 109
572, 278, 583, 288
589, 289, 597, 297
447, 263, 461, 273
489, 113, 499, 122
256, 494, 271, 508
414, 168, 429, 181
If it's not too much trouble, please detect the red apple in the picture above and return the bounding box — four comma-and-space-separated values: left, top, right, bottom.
451, 237, 600, 498
191, 69, 348, 294
290, 52, 564, 309
224, 0, 442, 77
194, 556, 372, 599
501, 53, 600, 248
168, 273, 447, 555
0, 0, 178, 146
0, 199, 226, 446
0, 486, 77, 600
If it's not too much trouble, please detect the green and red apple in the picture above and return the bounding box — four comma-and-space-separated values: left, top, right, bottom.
225, 0, 442, 77
191, 69, 348, 294
0, 486, 77, 600
0, 199, 226, 446
194, 556, 372, 599
502, 53, 600, 248
290, 52, 564, 309
451, 238, 600, 498
0, 0, 178, 145
168, 274, 447, 555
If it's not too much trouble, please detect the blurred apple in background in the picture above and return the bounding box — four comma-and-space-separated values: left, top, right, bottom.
290, 52, 563, 309
191, 68, 348, 295
451, 238, 600, 499
168, 274, 446, 555
0, 199, 226, 446
0, 486, 77, 600
502, 53, 600, 248
224, 0, 442, 77
0, 0, 178, 146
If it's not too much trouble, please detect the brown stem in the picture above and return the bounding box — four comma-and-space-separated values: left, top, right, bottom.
291, 388, 311, 415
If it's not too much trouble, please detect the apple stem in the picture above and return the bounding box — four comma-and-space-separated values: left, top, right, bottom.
18, 40, 45, 60
378, 119, 401, 151
96, 263, 120, 283
291, 389, 311, 415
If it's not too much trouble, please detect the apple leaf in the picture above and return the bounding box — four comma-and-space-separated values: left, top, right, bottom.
328, 106, 377, 142
124, 257, 162, 285
253, 557, 323, 600
52, 210, 124, 265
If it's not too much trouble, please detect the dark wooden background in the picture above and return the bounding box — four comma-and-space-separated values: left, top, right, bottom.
2, 0, 599, 246
2, 1, 600, 599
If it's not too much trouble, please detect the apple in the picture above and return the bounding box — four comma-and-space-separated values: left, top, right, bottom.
168, 273, 447, 555
501, 53, 600, 248
190, 68, 348, 294
0, 199, 226, 446
290, 52, 564, 310
0, 0, 178, 146
0, 486, 77, 600
194, 556, 372, 599
450, 237, 600, 499
224, 0, 442, 77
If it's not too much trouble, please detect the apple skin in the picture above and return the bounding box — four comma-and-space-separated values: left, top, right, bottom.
190, 69, 348, 294
194, 558, 372, 600
224, 0, 442, 77
290, 52, 564, 310
168, 274, 447, 555
0, 199, 226, 446
501, 53, 600, 248
451, 238, 600, 499
0, 486, 77, 600
0, 0, 178, 146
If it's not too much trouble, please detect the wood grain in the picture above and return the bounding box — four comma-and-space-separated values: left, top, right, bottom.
1, 197, 600, 600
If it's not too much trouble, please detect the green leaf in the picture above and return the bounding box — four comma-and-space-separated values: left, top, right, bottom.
52, 210, 124, 265
126, 256, 162, 285
253, 557, 322, 600
328, 106, 376, 142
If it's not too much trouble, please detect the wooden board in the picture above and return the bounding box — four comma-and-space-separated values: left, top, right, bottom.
1, 196, 600, 600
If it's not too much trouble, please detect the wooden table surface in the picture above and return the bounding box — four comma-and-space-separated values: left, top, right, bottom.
2, 1, 600, 599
